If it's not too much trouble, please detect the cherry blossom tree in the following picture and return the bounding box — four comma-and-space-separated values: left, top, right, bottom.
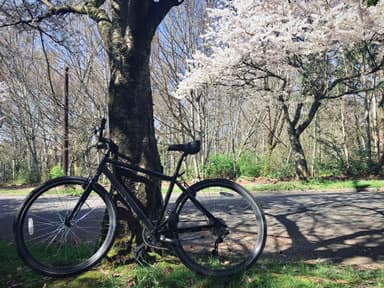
177, 0, 384, 179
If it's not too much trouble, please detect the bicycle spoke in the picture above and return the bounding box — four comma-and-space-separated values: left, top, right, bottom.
15, 178, 116, 276
173, 179, 266, 276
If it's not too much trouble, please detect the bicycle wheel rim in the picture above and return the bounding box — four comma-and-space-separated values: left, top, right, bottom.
173, 179, 266, 276
14, 177, 116, 276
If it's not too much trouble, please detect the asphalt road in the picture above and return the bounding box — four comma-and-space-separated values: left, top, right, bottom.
1, 189, 383, 267
0, 195, 24, 242
259, 189, 384, 267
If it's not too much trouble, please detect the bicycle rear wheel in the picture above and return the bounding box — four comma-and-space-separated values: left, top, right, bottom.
171, 179, 266, 276
14, 176, 117, 277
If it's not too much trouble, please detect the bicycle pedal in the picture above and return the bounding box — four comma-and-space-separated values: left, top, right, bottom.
160, 235, 175, 244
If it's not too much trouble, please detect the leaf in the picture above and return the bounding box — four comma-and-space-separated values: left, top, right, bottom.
163, 266, 173, 277
125, 279, 135, 288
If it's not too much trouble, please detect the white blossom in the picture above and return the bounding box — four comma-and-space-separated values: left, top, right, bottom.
176, 0, 384, 98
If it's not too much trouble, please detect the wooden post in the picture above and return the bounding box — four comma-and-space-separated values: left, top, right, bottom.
63, 67, 69, 176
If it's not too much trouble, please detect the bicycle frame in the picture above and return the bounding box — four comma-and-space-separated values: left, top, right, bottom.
68, 146, 217, 237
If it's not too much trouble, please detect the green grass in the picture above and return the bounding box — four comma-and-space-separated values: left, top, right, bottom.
0, 186, 34, 195
0, 185, 97, 196
3, 178, 384, 196
243, 178, 384, 193
1, 240, 383, 288
27, 243, 98, 267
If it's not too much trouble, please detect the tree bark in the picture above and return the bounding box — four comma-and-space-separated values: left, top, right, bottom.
99, 0, 184, 262
286, 122, 310, 180
279, 95, 321, 180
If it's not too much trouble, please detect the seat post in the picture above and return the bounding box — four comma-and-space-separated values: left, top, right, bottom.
173, 152, 187, 178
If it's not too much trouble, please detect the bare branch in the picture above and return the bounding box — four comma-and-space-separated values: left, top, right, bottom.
326, 81, 384, 99
296, 100, 321, 135
1, 1, 110, 28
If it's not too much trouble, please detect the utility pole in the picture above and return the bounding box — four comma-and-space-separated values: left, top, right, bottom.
63, 67, 69, 176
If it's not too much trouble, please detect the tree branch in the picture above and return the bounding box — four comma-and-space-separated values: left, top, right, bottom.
1, 1, 110, 28
292, 103, 303, 128
296, 100, 321, 135
326, 81, 384, 99
149, 0, 185, 31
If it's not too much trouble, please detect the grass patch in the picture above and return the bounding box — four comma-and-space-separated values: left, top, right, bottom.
0, 186, 34, 196
1, 240, 383, 288
244, 179, 384, 193
3, 178, 384, 197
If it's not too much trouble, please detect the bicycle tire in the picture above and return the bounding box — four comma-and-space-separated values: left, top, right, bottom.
13, 176, 117, 277
171, 179, 266, 276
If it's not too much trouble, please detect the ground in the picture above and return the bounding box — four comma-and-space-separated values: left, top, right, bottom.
258, 189, 384, 268
0, 188, 383, 268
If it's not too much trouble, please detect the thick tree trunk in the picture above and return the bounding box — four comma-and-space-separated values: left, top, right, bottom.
286, 124, 309, 180
98, 0, 184, 263
107, 39, 163, 261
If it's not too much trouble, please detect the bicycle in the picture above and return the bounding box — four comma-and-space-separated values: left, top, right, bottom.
13, 119, 267, 277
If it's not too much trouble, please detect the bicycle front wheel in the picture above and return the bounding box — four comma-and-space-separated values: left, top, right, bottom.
14, 176, 117, 277
172, 179, 266, 276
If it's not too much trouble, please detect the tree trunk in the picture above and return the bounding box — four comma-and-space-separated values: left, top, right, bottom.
280, 96, 316, 180
310, 114, 319, 177
263, 144, 273, 176
287, 125, 309, 180
364, 91, 372, 169
107, 39, 163, 262
340, 96, 350, 170
98, 0, 184, 263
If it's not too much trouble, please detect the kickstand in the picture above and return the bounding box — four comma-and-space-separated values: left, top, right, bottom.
133, 243, 146, 266
133, 243, 155, 266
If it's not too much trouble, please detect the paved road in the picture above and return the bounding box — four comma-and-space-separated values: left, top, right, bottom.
1, 190, 383, 267
258, 190, 384, 267
0, 195, 24, 242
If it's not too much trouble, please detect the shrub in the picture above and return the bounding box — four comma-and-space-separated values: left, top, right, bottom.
237, 152, 262, 178
314, 161, 344, 177
203, 154, 239, 179
50, 165, 64, 179
14, 164, 40, 184
267, 162, 295, 180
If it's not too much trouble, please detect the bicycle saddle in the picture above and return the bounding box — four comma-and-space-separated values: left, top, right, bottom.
168, 140, 201, 155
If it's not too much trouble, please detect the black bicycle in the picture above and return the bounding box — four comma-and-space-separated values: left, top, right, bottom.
13, 119, 266, 277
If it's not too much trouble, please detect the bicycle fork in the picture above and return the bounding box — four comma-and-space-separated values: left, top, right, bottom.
64, 158, 108, 227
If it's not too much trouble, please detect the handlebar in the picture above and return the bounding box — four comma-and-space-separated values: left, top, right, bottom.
93, 118, 118, 154
93, 118, 199, 157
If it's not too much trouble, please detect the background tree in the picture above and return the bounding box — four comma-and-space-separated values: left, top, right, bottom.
177, 0, 384, 179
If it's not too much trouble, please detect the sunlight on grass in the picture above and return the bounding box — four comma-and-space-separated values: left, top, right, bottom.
244, 179, 384, 193
3, 178, 384, 197
1, 239, 383, 288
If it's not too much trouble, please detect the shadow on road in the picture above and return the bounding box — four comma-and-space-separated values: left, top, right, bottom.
0, 197, 24, 242
260, 190, 384, 266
